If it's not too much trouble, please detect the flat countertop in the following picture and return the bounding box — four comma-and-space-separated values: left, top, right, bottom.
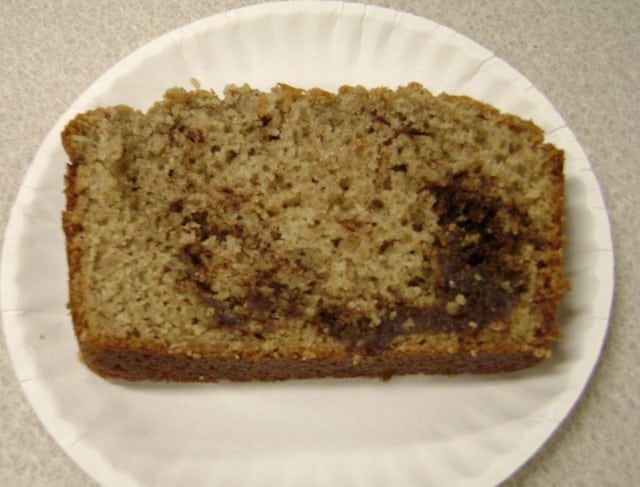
1, 1, 638, 485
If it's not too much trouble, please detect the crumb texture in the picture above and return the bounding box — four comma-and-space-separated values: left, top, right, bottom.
61, 83, 568, 380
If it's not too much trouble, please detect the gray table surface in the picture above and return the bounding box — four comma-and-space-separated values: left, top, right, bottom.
1, 1, 638, 485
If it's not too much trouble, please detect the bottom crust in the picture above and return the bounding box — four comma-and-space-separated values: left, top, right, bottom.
80, 343, 544, 382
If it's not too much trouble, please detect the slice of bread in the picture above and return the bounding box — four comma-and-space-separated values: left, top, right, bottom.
61, 83, 568, 381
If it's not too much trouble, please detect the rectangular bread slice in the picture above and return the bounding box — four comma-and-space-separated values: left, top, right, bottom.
61, 83, 568, 381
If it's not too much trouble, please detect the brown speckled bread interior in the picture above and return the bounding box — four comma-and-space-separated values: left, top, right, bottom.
61, 83, 568, 381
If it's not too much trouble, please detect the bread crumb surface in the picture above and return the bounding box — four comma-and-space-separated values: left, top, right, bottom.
61, 82, 568, 372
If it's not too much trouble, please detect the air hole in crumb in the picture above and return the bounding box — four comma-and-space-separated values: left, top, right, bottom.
274, 173, 285, 186
408, 276, 425, 287
369, 199, 384, 210
225, 150, 238, 162
331, 238, 342, 248
378, 240, 394, 254
391, 163, 408, 172
169, 199, 184, 212
339, 177, 351, 191
474, 130, 487, 144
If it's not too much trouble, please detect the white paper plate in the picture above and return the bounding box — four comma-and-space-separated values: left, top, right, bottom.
1, 2, 614, 486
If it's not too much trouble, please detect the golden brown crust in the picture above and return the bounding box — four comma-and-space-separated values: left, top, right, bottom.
61, 83, 568, 382
79, 341, 543, 382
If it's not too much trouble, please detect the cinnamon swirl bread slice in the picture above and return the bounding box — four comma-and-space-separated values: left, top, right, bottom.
61, 83, 568, 381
